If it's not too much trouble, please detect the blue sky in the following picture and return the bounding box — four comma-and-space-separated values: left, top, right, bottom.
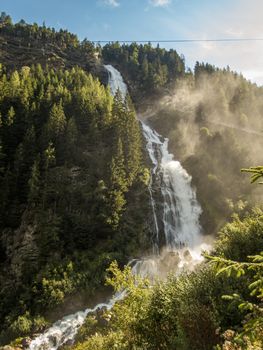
1, 0, 263, 85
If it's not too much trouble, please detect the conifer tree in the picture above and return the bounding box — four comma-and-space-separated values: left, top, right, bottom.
28, 157, 40, 206
6, 106, 15, 126
47, 100, 66, 139
108, 138, 128, 228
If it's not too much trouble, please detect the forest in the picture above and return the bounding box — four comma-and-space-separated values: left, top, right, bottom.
0, 14, 262, 350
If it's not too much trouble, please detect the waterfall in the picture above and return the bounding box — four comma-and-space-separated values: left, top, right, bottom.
104, 64, 127, 97
28, 294, 124, 350
141, 123, 202, 250
28, 64, 208, 350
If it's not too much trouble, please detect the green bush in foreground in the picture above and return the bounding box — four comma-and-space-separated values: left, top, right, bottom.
72, 209, 263, 350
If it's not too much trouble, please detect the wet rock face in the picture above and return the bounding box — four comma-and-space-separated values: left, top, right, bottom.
159, 250, 188, 277
183, 249, 192, 262
48, 335, 58, 347
85, 306, 111, 329
95, 307, 109, 327
57, 337, 75, 350
21, 338, 32, 349
134, 246, 207, 281
160, 251, 180, 274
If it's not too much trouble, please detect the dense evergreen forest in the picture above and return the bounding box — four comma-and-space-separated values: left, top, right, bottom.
0, 12, 98, 73
102, 42, 185, 102
0, 14, 262, 350
0, 14, 151, 343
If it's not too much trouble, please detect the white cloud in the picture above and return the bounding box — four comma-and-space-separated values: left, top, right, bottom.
104, 0, 120, 7
149, 0, 171, 7
162, 0, 263, 86
242, 70, 263, 85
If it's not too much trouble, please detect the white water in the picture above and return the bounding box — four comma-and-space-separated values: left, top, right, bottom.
28, 65, 208, 350
142, 124, 202, 249
104, 64, 127, 97
29, 293, 124, 350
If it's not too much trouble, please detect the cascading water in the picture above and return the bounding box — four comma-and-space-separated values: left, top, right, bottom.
28, 64, 208, 350
28, 293, 125, 350
141, 123, 202, 250
104, 64, 127, 97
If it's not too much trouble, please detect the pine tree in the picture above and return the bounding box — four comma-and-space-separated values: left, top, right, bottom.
0, 139, 5, 175
65, 118, 78, 146
10, 71, 20, 92
44, 142, 56, 170
107, 138, 128, 228
110, 138, 127, 193
47, 100, 66, 139
6, 106, 15, 126
28, 157, 41, 205
141, 56, 149, 83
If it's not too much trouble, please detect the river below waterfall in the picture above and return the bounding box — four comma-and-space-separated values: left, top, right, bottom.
28, 65, 210, 350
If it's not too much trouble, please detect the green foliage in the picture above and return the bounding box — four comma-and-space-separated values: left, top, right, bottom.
241, 166, 263, 184
28, 157, 40, 205
206, 252, 263, 348
214, 208, 263, 261
7, 313, 48, 340
73, 330, 127, 350
44, 142, 56, 170
102, 42, 185, 101
37, 261, 76, 307
107, 139, 127, 227
6, 106, 15, 126
10, 312, 32, 337
0, 15, 97, 73
74, 315, 100, 343
72, 209, 263, 350
0, 62, 151, 342
47, 101, 67, 140
73, 261, 151, 350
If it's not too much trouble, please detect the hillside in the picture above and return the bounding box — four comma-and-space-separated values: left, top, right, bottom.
0, 16, 152, 343
102, 43, 263, 235
148, 64, 263, 233
0, 13, 104, 77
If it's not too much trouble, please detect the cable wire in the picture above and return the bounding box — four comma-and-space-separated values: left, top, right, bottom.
92, 38, 263, 43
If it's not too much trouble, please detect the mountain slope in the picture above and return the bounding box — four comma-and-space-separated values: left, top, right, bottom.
0, 18, 152, 343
